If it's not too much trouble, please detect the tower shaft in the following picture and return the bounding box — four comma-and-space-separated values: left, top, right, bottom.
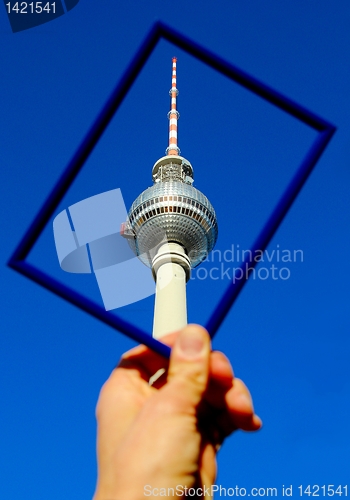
152, 243, 189, 339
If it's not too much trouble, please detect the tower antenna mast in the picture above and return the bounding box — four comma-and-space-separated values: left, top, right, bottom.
166, 57, 180, 156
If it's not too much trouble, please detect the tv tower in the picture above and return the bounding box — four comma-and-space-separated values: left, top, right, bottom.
122, 58, 218, 339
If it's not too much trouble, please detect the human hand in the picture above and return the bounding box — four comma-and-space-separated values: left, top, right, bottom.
93, 324, 262, 500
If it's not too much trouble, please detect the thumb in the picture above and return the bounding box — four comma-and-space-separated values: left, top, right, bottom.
165, 324, 211, 411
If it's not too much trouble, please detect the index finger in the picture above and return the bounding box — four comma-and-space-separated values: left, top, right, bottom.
117, 331, 179, 382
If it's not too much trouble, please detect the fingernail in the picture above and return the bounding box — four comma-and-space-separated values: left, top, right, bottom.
178, 329, 205, 358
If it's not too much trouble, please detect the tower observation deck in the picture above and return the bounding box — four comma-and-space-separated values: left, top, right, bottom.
122, 58, 218, 338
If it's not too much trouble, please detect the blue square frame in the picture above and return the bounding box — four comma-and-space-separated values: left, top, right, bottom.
8, 22, 336, 359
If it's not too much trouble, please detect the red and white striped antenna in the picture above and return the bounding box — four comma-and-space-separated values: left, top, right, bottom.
166, 57, 180, 156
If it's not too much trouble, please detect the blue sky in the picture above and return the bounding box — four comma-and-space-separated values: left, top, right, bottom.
1, 1, 350, 498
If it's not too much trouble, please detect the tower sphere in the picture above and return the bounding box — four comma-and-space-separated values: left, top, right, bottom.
126, 155, 218, 269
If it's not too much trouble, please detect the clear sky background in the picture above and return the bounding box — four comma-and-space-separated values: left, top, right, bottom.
1, 1, 349, 498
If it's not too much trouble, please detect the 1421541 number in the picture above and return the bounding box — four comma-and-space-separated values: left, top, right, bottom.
5, 2, 56, 14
